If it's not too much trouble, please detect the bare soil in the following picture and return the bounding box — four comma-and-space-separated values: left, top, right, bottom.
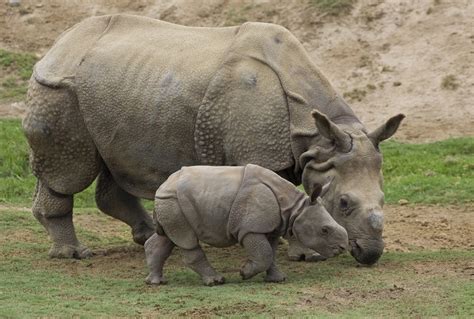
3, 203, 472, 254
1, 0, 473, 142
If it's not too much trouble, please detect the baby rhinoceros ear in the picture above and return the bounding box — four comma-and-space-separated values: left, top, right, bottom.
310, 183, 323, 205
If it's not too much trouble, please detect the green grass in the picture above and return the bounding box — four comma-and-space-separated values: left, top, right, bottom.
381, 138, 474, 204
1, 119, 472, 317
1, 118, 472, 207
0, 207, 473, 317
0, 49, 37, 101
311, 0, 355, 16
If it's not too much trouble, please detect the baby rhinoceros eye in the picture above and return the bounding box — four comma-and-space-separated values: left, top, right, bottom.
321, 225, 330, 236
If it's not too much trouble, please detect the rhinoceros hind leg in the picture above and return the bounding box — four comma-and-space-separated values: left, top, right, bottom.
181, 246, 225, 286
33, 181, 93, 259
95, 167, 154, 245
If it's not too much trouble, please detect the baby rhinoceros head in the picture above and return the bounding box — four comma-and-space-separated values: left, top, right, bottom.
293, 189, 348, 259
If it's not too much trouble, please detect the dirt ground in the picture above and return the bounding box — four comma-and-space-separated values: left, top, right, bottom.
1, 0, 473, 141
4, 203, 473, 254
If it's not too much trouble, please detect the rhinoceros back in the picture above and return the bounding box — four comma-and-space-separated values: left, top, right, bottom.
75, 15, 238, 198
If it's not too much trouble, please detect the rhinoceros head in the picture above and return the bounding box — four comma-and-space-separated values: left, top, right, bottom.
292, 184, 349, 259
300, 111, 404, 265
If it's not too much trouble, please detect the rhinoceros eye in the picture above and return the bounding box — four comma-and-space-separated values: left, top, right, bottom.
339, 196, 353, 216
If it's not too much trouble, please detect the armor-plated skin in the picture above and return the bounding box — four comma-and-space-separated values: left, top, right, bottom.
145, 164, 348, 285
23, 14, 403, 264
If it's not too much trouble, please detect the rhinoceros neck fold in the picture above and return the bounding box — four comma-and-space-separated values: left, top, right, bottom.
280, 194, 310, 238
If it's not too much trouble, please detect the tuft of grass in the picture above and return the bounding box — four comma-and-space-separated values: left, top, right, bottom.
381, 138, 474, 204
0, 49, 37, 101
441, 74, 459, 90
311, 0, 355, 16
343, 88, 367, 102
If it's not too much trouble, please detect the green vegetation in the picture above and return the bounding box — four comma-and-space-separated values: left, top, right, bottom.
0, 207, 472, 317
0, 49, 37, 101
381, 138, 474, 204
441, 74, 459, 90
311, 0, 355, 16
1, 119, 472, 317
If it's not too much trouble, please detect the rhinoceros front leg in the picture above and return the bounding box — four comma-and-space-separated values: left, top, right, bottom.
287, 235, 327, 262
33, 181, 92, 259
95, 167, 154, 245
144, 233, 175, 285
181, 245, 225, 286
264, 235, 287, 283
240, 233, 274, 280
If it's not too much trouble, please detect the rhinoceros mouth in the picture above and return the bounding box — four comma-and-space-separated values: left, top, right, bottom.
349, 239, 384, 265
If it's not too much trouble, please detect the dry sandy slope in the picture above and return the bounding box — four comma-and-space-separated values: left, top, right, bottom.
1, 0, 473, 141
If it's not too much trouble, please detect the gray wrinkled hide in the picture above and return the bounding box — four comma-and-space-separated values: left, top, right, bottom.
154, 164, 306, 249
23, 14, 403, 263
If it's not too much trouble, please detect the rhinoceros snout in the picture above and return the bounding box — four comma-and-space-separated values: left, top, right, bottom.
350, 238, 384, 265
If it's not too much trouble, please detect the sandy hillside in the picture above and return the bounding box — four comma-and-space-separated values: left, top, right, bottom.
1, 0, 473, 141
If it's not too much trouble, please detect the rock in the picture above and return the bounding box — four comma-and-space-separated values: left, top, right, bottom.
421, 221, 429, 227
398, 199, 409, 205
393, 81, 402, 87
8, 0, 21, 7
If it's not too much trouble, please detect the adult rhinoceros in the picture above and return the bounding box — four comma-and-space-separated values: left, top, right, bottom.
23, 14, 403, 265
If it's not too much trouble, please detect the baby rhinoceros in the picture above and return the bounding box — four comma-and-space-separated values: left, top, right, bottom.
144, 164, 348, 286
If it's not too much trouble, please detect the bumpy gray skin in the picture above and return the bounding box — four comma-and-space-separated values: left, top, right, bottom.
144, 164, 348, 286
23, 14, 403, 263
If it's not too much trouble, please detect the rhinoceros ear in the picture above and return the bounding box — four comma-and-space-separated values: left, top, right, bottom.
309, 183, 322, 205
368, 114, 405, 146
311, 110, 351, 152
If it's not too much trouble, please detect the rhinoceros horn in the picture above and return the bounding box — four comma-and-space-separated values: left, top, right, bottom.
311, 110, 352, 153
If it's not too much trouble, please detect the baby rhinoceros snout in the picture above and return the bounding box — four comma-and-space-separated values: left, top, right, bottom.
330, 223, 349, 256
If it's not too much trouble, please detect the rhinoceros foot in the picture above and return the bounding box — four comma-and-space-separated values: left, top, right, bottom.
202, 274, 225, 286
48, 243, 93, 259
145, 273, 168, 285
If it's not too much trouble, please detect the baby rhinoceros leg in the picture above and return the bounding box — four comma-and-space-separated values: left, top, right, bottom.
181, 246, 225, 286
144, 233, 175, 285
264, 236, 286, 283
240, 233, 274, 281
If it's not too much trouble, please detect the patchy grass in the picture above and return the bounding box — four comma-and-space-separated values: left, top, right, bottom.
343, 88, 367, 102
1, 119, 473, 207
311, 0, 355, 16
1, 119, 472, 317
0, 49, 37, 102
381, 138, 474, 204
441, 74, 459, 90
0, 207, 473, 317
